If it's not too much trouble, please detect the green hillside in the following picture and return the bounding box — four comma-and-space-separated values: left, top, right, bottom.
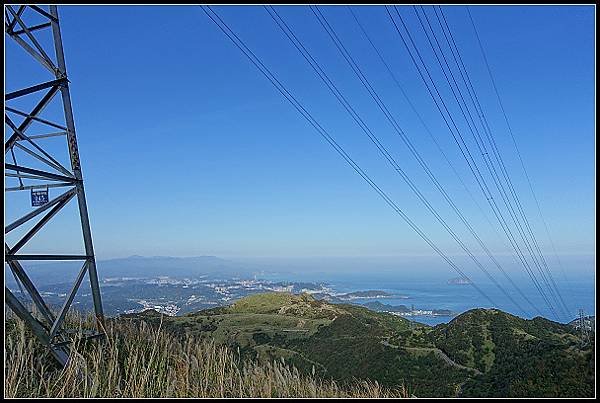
5, 309, 407, 398
429, 309, 595, 397
123, 292, 595, 397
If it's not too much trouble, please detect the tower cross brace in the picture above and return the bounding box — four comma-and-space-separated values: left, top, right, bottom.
4, 5, 104, 366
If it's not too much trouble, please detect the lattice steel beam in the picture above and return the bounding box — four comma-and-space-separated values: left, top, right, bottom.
4, 5, 104, 366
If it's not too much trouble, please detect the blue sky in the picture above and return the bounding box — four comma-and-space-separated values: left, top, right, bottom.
5, 5, 595, 266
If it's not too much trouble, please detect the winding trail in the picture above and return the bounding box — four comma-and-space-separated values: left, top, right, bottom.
380, 340, 482, 375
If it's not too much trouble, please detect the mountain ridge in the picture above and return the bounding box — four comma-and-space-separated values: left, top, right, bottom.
122, 292, 594, 397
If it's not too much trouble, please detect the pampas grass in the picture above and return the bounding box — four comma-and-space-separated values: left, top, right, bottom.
5, 311, 408, 398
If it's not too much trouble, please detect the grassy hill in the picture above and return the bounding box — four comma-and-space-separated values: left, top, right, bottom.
5, 292, 594, 398
124, 292, 594, 398
429, 308, 595, 397
4, 308, 406, 398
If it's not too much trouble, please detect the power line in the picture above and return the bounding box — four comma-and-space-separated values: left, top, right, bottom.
421, 5, 569, 319
200, 5, 497, 307
387, 6, 556, 319
465, 5, 573, 319
427, 6, 567, 318
270, 4, 526, 314
343, 6, 540, 315
346, 5, 511, 253
411, 5, 565, 320
386, 5, 559, 320
303, 5, 530, 315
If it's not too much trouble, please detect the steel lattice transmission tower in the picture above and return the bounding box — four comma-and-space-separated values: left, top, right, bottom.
4, 5, 104, 366
578, 309, 590, 347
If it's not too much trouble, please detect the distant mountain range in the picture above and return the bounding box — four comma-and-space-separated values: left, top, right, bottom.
5, 255, 250, 287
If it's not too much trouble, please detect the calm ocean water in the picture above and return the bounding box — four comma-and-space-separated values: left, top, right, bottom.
257, 266, 595, 326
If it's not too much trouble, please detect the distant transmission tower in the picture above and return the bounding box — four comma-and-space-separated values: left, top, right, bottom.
578, 309, 589, 347
4, 5, 104, 366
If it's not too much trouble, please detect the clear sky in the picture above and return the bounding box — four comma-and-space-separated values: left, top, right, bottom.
5, 5, 595, 265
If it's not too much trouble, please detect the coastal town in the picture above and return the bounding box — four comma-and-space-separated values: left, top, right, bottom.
13, 274, 455, 319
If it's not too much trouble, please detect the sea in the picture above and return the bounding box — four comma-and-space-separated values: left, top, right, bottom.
244, 255, 596, 326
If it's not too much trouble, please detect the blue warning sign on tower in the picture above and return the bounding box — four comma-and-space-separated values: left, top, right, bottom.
31, 189, 49, 207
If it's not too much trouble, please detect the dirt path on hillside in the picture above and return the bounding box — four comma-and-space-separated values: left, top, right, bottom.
380, 340, 482, 375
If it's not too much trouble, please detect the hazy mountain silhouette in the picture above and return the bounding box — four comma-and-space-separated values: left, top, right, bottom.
5, 255, 252, 287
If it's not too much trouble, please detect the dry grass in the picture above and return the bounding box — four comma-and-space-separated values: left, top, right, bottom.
4, 312, 408, 398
